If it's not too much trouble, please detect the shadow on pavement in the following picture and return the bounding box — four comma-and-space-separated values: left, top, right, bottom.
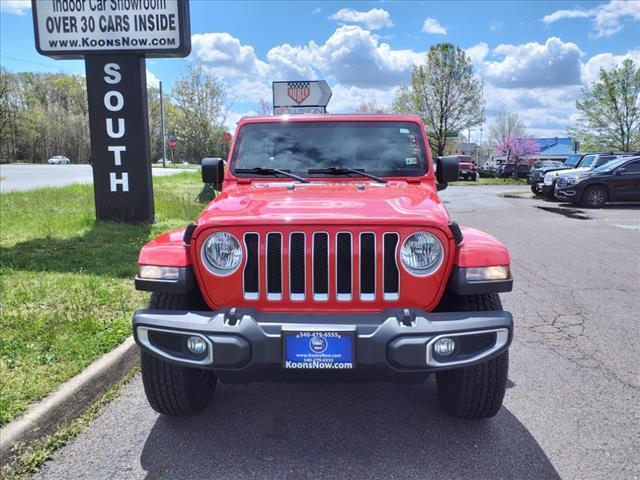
140, 378, 559, 479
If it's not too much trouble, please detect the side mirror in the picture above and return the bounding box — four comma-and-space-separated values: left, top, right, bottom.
615, 167, 626, 175
201, 157, 224, 189
436, 156, 460, 190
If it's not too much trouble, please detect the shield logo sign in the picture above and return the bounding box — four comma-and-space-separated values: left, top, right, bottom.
287, 82, 310, 104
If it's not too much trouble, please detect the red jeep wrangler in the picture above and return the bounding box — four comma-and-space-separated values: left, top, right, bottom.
133, 115, 513, 419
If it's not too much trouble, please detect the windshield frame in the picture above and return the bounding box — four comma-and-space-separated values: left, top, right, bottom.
229, 120, 430, 180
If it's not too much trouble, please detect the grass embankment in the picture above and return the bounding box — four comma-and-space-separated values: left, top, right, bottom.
0, 172, 204, 427
451, 177, 528, 186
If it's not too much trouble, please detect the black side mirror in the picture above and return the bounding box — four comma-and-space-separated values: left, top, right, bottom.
436, 156, 460, 190
201, 157, 224, 189
615, 167, 626, 175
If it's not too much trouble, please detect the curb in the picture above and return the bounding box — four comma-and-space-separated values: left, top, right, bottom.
0, 337, 139, 466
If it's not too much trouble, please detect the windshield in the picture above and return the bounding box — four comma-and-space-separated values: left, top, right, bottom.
535, 160, 563, 168
592, 157, 629, 173
563, 154, 582, 167
579, 154, 597, 168
231, 121, 428, 178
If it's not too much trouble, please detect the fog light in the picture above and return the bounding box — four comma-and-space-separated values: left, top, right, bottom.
186, 336, 207, 355
434, 337, 455, 356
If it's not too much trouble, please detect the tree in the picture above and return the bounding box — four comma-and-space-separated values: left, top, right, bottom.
573, 59, 640, 152
494, 136, 540, 164
255, 99, 272, 116
392, 43, 485, 156
489, 112, 525, 147
171, 64, 229, 163
355, 101, 387, 114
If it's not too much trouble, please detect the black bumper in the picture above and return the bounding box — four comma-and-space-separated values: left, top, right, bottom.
133, 308, 513, 382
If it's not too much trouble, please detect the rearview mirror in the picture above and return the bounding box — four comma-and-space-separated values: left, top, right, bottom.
201, 157, 225, 189
436, 156, 460, 190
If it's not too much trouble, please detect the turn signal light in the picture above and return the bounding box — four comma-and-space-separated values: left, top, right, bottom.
465, 266, 510, 282
139, 265, 180, 280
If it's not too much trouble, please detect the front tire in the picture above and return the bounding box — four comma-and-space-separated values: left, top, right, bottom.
140, 292, 217, 416
582, 185, 607, 208
531, 184, 540, 195
435, 293, 509, 419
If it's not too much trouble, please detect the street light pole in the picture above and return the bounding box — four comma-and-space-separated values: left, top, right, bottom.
160, 81, 167, 169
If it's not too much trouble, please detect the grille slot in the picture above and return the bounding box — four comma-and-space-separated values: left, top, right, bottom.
360, 233, 376, 300
266, 233, 282, 300
336, 232, 352, 300
289, 232, 306, 300
313, 232, 329, 300
383, 233, 400, 300
243, 233, 259, 300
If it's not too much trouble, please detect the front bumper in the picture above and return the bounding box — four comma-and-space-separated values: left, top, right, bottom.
133, 308, 513, 382
554, 185, 581, 202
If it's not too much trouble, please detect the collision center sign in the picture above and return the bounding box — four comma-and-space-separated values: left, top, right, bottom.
272, 80, 332, 115
32, 0, 191, 58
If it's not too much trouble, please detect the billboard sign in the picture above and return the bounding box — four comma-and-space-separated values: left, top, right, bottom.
272, 80, 331, 114
31, 0, 191, 59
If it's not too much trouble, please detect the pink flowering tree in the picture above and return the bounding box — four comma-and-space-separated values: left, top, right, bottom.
495, 136, 540, 163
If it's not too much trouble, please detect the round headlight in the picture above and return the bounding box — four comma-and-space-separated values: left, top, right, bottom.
400, 232, 444, 276
202, 232, 242, 275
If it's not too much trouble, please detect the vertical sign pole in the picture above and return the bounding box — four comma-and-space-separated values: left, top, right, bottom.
160, 81, 167, 169
85, 55, 154, 223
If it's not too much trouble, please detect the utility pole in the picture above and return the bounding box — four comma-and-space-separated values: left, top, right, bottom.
160, 81, 167, 168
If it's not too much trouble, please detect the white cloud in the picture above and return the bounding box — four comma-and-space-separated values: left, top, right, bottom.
266, 43, 318, 80
191, 33, 270, 78
422, 17, 447, 35
327, 84, 399, 113
489, 20, 503, 31
311, 7, 321, 15
329, 8, 393, 30
542, 0, 640, 37
146, 70, 160, 88
0, 0, 30, 15
229, 79, 272, 103
313, 26, 423, 88
582, 49, 640, 83
481, 37, 584, 88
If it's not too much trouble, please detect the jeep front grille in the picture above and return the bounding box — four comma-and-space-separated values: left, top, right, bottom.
242, 231, 400, 302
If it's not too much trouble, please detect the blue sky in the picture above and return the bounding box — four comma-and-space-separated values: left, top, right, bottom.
1, 0, 639, 139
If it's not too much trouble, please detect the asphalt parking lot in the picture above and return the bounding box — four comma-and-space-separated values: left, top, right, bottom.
32, 186, 640, 480
0, 164, 191, 192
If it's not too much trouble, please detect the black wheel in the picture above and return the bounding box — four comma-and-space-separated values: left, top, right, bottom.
582, 185, 607, 208
531, 184, 540, 195
140, 292, 217, 416
435, 293, 509, 419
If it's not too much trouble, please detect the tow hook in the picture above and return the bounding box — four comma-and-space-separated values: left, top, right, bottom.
225, 307, 239, 326
401, 308, 415, 327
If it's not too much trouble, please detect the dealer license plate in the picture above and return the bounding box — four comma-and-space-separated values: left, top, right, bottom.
283, 331, 355, 369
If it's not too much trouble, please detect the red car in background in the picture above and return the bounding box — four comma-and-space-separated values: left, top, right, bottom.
457, 155, 478, 181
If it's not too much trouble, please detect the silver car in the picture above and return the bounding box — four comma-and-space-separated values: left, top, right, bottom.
47, 155, 71, 165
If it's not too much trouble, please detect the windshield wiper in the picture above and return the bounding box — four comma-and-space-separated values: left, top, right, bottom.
235, 167, 309, 183
307, 166, 387, 184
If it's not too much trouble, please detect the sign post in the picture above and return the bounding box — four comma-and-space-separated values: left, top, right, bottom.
272, 80, 332, 115
31, 0, 191, 223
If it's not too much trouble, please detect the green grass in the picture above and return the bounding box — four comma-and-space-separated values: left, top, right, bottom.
0, 172, 204, 427
450, 177, 528, 186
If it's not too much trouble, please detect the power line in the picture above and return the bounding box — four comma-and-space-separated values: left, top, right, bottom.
0, 54, 85, 74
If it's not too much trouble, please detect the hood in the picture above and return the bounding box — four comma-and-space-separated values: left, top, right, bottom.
546, 167, 589, 179
196, 181, 451, 229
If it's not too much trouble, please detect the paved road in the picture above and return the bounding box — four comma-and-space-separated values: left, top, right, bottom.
0, 164, 193, 192
33, 186, 640, 480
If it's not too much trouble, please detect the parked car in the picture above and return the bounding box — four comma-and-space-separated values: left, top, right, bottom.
47, 155, 71, 165
555, 156, 640, 207
457, 155, 477, 181
496, 162, 530, 178
133, 114, 514, 420
527, 157, 579, 195
155, 158, 172, 165
541, 153, 636, 199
